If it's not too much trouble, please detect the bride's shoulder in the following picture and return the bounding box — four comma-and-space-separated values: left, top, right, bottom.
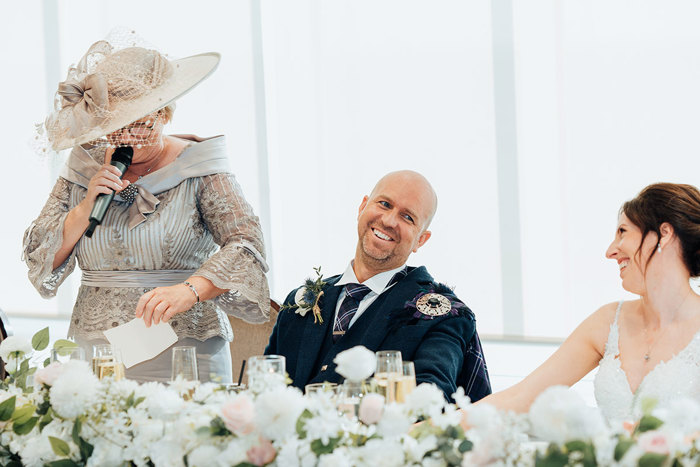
590, 300, 640, 325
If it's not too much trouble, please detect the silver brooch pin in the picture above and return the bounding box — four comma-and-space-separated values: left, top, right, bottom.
416, 293, 451, 317
120, 184, 138, 204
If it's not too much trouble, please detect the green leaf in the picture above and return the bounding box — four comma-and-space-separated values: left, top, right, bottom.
534, 444, 569, 467
0, 396, 16, 421
46, 461, 80, 467
133, 396, 145, 407
295, 409, 313, 439
458, 439, 473, 453
71, 419, 82, 445
43, 357, 51, 368
310, 437, 340, 456
77, 437, 93, 462
565, 440, 588, 452
637, 415, 664, 433
638, 453, 669, 467
53, 339, 79, 356
614, 438, 635, 461
12, 416, 38, 435
49, 436, 71, 457
31, 327, 50, 351
39, 411, 53, 432
11, 404, 35, 424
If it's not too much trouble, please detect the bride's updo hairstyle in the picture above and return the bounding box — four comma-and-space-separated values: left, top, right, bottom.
622, 183, 700, 277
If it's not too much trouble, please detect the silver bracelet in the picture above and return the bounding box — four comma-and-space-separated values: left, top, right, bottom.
183, 281, 200, 303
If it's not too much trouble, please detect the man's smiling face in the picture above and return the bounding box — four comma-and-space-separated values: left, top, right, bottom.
355, 171, 435, 275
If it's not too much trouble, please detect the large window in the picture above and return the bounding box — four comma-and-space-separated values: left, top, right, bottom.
3, 1, 699, 339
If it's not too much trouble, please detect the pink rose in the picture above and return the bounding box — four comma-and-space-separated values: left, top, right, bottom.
33, 362, 65, 387
637, 430, 670, 454
246, 436, 276, 466
221, 394, 256, 435
358, 393, 385, 425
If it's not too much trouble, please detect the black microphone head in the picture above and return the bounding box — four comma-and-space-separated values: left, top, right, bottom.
111, 146, 134, 169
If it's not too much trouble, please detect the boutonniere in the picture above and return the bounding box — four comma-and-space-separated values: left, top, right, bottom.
280, 266, 327, 324
405, 283, 467, 320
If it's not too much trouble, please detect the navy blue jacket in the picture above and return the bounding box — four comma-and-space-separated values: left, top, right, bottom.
265, 266, 491, 402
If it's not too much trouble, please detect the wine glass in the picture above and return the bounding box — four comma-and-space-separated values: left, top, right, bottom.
50, 346, 86, 364
247, 355, 285, 389
374, 350, 402, 402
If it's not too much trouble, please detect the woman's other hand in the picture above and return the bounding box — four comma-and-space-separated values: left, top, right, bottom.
135, 284, 197, 327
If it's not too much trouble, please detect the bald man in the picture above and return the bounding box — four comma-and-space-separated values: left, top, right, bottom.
265, 171, 491, 402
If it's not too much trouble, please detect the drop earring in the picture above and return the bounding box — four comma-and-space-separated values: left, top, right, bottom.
657, 243, 662, 253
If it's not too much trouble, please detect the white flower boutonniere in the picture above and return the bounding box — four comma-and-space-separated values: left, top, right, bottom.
281, 266, 327, 324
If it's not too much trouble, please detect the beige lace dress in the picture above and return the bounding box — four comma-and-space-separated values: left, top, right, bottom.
22, 135, 270, 382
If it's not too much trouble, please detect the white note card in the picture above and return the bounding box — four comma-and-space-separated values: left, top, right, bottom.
103, 319, 178, 368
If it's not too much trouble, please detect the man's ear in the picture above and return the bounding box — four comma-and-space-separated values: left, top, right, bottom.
413, 230, 432, 253
358, 195, 369, 218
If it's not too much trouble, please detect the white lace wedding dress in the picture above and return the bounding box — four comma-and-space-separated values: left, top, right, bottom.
594, 301, 700, 424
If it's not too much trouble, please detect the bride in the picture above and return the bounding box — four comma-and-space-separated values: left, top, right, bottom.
478, 182, 700, 424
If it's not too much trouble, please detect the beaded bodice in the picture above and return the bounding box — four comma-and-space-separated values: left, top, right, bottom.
593, 301, 700, 425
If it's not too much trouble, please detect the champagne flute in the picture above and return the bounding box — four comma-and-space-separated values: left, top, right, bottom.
305, 382, 338, 395
394, 360, 416, 403
374, 350, 402, 402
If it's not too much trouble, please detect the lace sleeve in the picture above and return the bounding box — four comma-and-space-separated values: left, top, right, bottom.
195, 173, 270, 324
22, 177, 78, 298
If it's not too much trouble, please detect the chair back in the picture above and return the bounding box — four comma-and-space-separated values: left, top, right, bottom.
228, 300, 279, 385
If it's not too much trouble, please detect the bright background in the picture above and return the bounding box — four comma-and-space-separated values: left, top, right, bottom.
3, 0, 700, 403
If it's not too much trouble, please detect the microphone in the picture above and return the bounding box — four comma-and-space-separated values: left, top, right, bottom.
85, 146, 133, 238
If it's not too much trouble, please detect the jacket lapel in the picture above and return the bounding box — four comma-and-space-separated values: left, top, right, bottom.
321, 266, 434, 359
294, 277, 342, 385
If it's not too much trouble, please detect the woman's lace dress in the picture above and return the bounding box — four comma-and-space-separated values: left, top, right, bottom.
22, 136, 270, 381
594, 301, 700, 424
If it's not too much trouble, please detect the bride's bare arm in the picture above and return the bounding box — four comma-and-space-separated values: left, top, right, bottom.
475, 302, 617, 413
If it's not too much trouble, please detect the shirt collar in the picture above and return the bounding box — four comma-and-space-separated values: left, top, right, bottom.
336, 261, 407, 295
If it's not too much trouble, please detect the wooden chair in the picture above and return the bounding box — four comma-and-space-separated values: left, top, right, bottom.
228, 300, 279, 385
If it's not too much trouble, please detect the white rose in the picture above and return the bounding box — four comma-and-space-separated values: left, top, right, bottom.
294, 287, 312, 316
255, 386, 306, 441
0, 336, 32, 362
529, 385, 606, 444
333, 345, 376, 381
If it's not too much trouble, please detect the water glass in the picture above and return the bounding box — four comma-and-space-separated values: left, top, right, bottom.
336, 379, 371, 419
247, 355, 286, 389
171, 346, 198, 381
395, 360, 417, 403
50, 346, 86, 364
375, 350, 402, 402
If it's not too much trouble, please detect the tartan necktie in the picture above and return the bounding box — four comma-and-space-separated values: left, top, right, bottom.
332, 268, 408, 342
332, 283, 372, 342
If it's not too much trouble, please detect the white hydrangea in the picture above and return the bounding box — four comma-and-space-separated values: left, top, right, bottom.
318, 447, 353, 467
529, 385, 606, 444
376, 403, 411, 438
653, 396, 700, 434
215, 439, 249, 467
353, 438, 406, 466
404, 383, 446, 418
304, 407, 344, 445
150, 440, 186, 467
333, 345, 377, 381
255, 386, 306, 441
86, 438, 124, 467
187, 445, 222, 467
403, 435, 438, 463
49, 361, 99, 419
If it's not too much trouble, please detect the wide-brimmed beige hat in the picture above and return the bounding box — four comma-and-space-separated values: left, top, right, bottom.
45, 33, 219, 151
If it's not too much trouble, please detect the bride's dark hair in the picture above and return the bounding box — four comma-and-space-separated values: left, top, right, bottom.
622, 183, 700, 277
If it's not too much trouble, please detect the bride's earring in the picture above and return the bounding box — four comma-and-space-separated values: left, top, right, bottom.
657, 243, 662, 253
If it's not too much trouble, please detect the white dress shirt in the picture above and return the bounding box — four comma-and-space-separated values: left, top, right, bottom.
333, 262, 407, 329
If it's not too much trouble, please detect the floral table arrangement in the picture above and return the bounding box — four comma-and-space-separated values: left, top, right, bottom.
0, 329, 699, 466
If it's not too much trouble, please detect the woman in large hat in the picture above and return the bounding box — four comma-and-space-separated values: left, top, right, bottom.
23, 31, 270, 382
